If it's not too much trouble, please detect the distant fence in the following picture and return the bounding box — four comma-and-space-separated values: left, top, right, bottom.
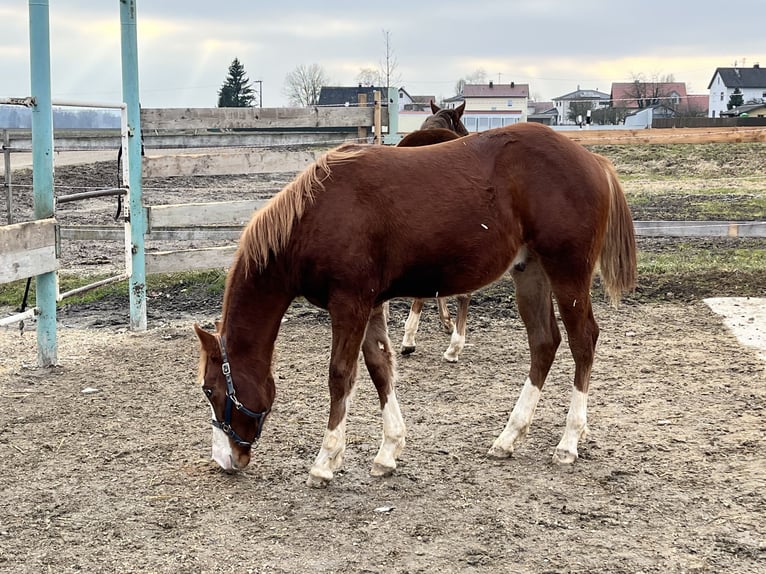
653, 117, 766, 129
4, 118, 766, 281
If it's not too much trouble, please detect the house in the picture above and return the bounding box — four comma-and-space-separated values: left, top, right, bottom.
527, 101, 558, 125
318, 85, 388, 107
444, 81, 529, 132
720, 102, 766, 118
707, 64, 766, 118
397, 87, 435, 112
552, 87, 610, 125
611, 81, 688, 111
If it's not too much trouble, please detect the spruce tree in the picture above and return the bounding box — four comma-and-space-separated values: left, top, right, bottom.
217, 58, 255, 107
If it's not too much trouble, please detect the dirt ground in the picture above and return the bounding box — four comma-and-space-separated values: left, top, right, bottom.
1, 148, 765, 573
1, 291, 765, 573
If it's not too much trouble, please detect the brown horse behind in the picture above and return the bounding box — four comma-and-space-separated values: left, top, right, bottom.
398, 101, 472, 362
194, 122, 636, 487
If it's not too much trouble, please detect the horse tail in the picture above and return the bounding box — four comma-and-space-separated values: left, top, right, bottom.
596, 154, 637, 305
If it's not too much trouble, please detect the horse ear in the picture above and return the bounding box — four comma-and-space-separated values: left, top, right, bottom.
455, 101, 466, 116
430, 100, 440, 114
193, 323, 218, 352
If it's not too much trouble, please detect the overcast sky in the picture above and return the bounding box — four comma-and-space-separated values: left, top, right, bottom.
2, 1, 764, 109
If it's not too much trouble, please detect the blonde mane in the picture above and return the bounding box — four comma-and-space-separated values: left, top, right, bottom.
236, 145, 366, 276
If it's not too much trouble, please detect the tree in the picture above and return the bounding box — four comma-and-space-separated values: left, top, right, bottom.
727, 88, 744, 110
357, 67, 381, 87
455, 69, 487, 95
283, 63, 329, 107
567, 99, 598, 124
624, 73, 677, 109
217, 58, 255, 107
379, 30, 401, 90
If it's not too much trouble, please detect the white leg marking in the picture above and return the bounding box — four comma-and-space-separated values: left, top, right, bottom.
554, 388, 589, 464
401, 308, 421, 352
371, 390, 406, 476
308, 392, 353, 485
488, 378, 541, 458
210, 406, 236, 470
442, 327, 465, 363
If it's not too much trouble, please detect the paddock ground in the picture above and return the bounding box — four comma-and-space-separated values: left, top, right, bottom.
1, 291, 764, 573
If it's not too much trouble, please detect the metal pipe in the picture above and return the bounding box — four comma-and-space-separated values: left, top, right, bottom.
3, 130, 11, 224
29, 0, 57, 366
121, 0, 147, 331
57, 273, 129, 301
0, 308, 38, 328
56, 187, 127, 204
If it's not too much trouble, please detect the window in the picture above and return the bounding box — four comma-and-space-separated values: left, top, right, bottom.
720, 92, 724, 101
506, 100, 514, 108
491, 117, 503, 129
478, 117, 490, 131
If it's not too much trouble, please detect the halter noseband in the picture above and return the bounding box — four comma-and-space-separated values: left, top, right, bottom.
209, 335, 270, 447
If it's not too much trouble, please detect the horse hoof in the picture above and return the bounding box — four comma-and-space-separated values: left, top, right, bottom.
552, 448, 577, 465
401, 345, 416, 355
370, 462, 396, 477
306, 472, 331, 488
442, 351, 459, 363
487, 445, 512, 459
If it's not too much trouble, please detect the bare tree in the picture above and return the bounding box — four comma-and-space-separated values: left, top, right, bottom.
283, 63, 329, 107
455, 69, 488, 95
379, 29, 402, 90
356, 67, 381, 87
624, 73, 677, 109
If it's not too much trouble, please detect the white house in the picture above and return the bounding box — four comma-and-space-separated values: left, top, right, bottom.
707, 64, 766, 118
443, 81, 529, 132
552, 87, 610, 125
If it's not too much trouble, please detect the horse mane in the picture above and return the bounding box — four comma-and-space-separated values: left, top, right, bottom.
236, 144, 366, 275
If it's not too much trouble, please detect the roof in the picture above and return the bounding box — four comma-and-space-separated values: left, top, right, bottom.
708, 65, 766, 89
611, 82, 688, 108
553, 89, 610, 101
318, 86, 387, 106
721, 102, 766, 117
462, 82, 529, 98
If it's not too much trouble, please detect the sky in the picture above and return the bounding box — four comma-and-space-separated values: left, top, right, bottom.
1, 1, 764, 109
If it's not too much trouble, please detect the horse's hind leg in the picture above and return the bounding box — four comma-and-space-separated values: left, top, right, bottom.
401, 298, 425, 355
550, 282, 599, 464
443, 293, 472, 363
436, 297, 454, 333
363, 304, 406, 477
489, 256, 561, 458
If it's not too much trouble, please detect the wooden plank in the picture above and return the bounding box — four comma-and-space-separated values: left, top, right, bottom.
148, 199, 266, 229
0, 245, 58, 283
141, 107, 378, 131
0, 219, 58, 283
565, 127, 766, 145
145, 246, 236, 275
142, 148, 319, 178
634, 220, 766, 237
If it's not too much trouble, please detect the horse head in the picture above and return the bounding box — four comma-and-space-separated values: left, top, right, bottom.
424, 100, 469, 136
194, 322, 275, 471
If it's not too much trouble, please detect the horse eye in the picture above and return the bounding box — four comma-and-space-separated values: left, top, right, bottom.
203, 387, 214, 398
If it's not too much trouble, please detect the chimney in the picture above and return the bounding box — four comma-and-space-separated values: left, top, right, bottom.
489, 80, 494, 88
511, 81, 515, 88
755, 63, 761, 69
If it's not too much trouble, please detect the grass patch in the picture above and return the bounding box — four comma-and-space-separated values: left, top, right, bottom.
638, 244, 766, 275
0, 270, 227, 309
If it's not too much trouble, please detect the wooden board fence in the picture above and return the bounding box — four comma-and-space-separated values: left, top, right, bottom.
0, 218, 58, 283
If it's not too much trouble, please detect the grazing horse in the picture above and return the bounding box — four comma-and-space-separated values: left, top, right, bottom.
398, 101, 472, 362
194, 122, 637, 488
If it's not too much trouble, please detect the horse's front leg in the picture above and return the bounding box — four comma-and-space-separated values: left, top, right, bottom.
307, 310, 368, 488
363, 304, 406, 477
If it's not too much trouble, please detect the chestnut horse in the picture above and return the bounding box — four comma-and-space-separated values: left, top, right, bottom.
194, 122, 637, 487
397, 103, 472, 362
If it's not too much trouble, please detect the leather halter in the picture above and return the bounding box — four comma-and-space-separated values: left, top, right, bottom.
208, 335, 269, 447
